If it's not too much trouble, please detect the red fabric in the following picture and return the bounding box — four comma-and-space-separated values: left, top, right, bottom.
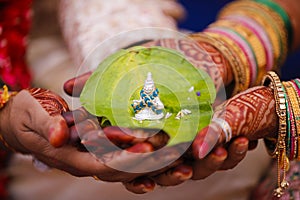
0, 0, 33, 198
0, 0, 32, 90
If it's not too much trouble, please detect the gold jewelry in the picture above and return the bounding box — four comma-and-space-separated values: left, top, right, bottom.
262, 71, 289, 198
243, 0, 288, 66
203, 31, 251, 94
211, 117, 232, 143
282, 81, 298, 160
288, 82, 300, 161
210, 19, 267, 85
218, 1, 282, 69
189, 32, 249, 95
0, 85, 10, 109
92, 175, 100, 181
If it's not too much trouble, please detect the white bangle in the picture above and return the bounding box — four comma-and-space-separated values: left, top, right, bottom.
211, 117, 232, 143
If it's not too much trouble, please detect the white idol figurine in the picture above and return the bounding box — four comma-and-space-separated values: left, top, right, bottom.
132, 72, 164, 120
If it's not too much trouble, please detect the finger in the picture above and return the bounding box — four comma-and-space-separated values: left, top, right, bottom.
18, 90, 70, 147
220, 137, 248, 170
69, 118, 100, 142
131, 142, 189, 174
21, 130, 148, 182
192, 147, 227, 180
94, 142, 154, 182
152, 164, 193, 186
192, 125, 221, 159
62, 107, 92, 126
123, 177, 155, 194
64, 71, 92, 97
47, 115, 70, 147
81, 130, 126, 156
193, 86, 278, 158
248, 140, 258, 150
103, 127, 169, 149
126, 142, 154, 153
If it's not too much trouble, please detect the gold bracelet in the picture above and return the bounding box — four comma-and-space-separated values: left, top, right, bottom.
262, 71, 289, 198
282, 81, 298, 160
203, 31, 251, 94
210, 19, 267, 86
189, 32, 249, 95
218, 1, 281, 69
288, 80, 300, 160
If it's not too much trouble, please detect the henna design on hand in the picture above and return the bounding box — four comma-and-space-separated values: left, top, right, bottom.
215, 86, 278, 141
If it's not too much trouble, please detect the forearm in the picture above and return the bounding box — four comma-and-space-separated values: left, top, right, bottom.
59, 0, 184, 67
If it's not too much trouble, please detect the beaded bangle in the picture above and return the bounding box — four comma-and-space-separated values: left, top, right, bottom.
262, 71, 289, 198
203, 30, 251, 94
188, 32, 248, 95
291, 79, 300, 160
284, 81, 300, 160
282, 82, 293, 159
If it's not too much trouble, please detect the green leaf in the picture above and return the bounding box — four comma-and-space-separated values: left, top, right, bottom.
80, 46, 216, 146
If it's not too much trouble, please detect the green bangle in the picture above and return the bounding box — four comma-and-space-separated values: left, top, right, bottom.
282, 84, 291, 158
253, 0, 293, 49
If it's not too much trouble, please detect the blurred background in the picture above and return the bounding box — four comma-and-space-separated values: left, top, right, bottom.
178, 0, 300, 80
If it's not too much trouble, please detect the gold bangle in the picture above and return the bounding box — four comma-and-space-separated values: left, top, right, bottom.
218, 1, 282, 69
243, 0, 288, 66
282, 81, 298, 160
204, 31, 251, 94
262, 71, 289, 197
210, 19, 267, 85
189, 32, 249, 95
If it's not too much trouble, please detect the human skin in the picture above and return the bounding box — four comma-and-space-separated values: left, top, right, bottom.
62, 0, 300, 193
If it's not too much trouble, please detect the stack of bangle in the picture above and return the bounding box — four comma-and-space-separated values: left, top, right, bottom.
262, 71, 300, 197
194, 0, 292, 95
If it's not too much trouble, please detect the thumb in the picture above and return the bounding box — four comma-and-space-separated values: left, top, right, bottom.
193, 86, 278, 158
45, 115, 69, 147
15, 90, 70, 147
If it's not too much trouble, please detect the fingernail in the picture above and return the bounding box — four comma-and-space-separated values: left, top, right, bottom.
198, 142, 210, 159
49, 122, 68, 148
235, 141, 248, 155
211, 148, 227, 161
142, 183, 154, 193
134, 179, 154, 193
174, 171, 193, 181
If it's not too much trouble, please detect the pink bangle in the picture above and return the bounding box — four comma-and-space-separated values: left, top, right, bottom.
292, 79, 300, 97
286, 90, 295, 159
204, 27, 257, 86
221, 14, 274, 71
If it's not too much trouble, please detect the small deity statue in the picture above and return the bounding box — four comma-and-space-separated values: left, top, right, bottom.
132, 72, 164, 120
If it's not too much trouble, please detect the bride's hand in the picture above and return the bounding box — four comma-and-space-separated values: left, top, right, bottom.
191, 86, 276, 179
